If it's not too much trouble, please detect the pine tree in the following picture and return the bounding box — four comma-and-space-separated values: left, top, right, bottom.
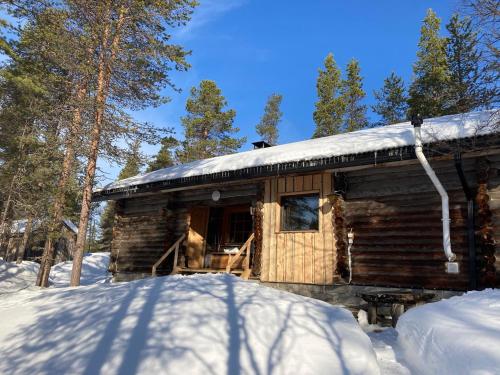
256, 93, 283, 145
177, 80, 246, 163
342, 59, 368, 132
462, 0, 500, 85
66, 1, 195, 286
408, 9, 450, 118
146, 136, 178, 172
372, 72, 408, 125
313, 53, 345, 138
445, 14, 493, 113
98, 142, 143, 251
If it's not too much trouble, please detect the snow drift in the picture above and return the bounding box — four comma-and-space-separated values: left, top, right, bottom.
50, 252, 110, 287
0, 252, 110, 293
397, 289, 500, 375
0, 274, 379, 374
0, 260, 39, 294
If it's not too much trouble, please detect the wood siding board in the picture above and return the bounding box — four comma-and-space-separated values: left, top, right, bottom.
276, 233, 285, 282
269, 178, 277, 281
322, 173, 334, 284
261, 179, 271, 281
286, 176, 294, 193
304, 232, 313, 283
278, 178, 286, 193
294, 176, 304, 192
304, 175, 313, 191
313, 174, 322, 190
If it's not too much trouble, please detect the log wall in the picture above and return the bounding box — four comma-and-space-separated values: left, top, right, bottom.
110, 183, 258, 278
110, 194, 172, 276
260, 172, 336, 285
343, 158, 477, 290
486, 153, 500, 287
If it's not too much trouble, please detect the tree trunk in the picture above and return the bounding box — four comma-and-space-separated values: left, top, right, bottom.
16, 216, 33, 264
37, 83, 87, 287
0, 189, 13, 258
70, 4, 127, 287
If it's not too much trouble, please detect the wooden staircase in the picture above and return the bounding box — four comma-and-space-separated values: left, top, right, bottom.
152, 233, 255, 280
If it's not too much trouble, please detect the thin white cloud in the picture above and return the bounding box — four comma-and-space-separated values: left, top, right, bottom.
175, 0, 247, 40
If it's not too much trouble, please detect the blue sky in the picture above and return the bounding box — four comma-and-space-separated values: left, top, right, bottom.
116, 0, 459, 183
57, 1, 461, 182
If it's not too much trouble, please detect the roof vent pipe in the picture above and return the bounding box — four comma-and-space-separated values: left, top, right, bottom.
411, 114, 457, 264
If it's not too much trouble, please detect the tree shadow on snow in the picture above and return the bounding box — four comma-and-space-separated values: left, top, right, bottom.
0, 274, 356, 374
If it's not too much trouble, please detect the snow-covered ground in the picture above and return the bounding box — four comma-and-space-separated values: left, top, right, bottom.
0, 252, 110, 294
0, 273, 380, 374
0, 259, 40, 294
358, 310, 411, 375
397, 289, 500, 375
50, 252, 111, 286
3, 252, 500, 374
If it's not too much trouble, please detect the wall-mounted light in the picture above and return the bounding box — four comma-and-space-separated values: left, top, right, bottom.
212, 190, 221, 202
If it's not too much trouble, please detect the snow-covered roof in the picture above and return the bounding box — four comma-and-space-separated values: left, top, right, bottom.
101, 110, 499, 191
62, 219, 78, 234
9, 218, 78, 234
10, 219, 40, 234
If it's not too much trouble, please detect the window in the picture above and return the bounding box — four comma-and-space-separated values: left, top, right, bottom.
280, 193, 319, 231
228, 212, 253, 244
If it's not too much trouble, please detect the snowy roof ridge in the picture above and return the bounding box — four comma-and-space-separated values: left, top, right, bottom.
9, 218, 78, 234
100, 110, 499, 191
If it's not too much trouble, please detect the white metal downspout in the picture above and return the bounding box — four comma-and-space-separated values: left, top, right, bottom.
412, 115, 456, 263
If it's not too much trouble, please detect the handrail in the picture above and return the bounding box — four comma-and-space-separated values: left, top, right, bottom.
226, 233, 254, 273
152, 233, 186, 276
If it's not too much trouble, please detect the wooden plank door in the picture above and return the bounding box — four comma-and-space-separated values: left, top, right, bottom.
186, 206, 210, 268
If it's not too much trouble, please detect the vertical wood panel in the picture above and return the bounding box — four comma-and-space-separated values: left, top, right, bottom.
286, 176, 294, 193
304, 175, 313, 191
304, 232, 314, 283
294, 232, 305, 283
278, 178, 286, 193
269, 178, 277, 281
294, 176, 303, 192
261, 172, 336, 285
276, 233, 285, 281
322, 173, 334, 284
261, 179, 271, 281
313, 174, 322, 190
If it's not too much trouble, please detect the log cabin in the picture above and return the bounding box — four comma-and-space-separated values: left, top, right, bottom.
94, 110, 500, 295
2, 218, 78, 263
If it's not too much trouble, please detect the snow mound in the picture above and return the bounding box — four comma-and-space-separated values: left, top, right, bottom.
50, 252, 111, 287
0, 274, 379, 374
0, 260, 39, 294
397, 289, 500, 375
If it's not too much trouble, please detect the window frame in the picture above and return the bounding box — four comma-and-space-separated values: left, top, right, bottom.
276, 190, 321, 233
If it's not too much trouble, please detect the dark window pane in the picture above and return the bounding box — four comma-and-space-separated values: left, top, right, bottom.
280, 194, 319, 231
229, 212, 253, 244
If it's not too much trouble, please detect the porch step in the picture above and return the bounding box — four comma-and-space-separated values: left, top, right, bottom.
177, 267, 244, 275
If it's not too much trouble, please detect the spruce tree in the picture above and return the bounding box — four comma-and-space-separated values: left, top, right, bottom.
98, 143, 143, 251
256, 93, 283, 145
177, 80, 245, 163
146, 136, 178, 172
408, 9, 450, 118
342, 59, 368, 132
445, 14, 493, 113
372, 72, 408, 125
312, 53, 345, 138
